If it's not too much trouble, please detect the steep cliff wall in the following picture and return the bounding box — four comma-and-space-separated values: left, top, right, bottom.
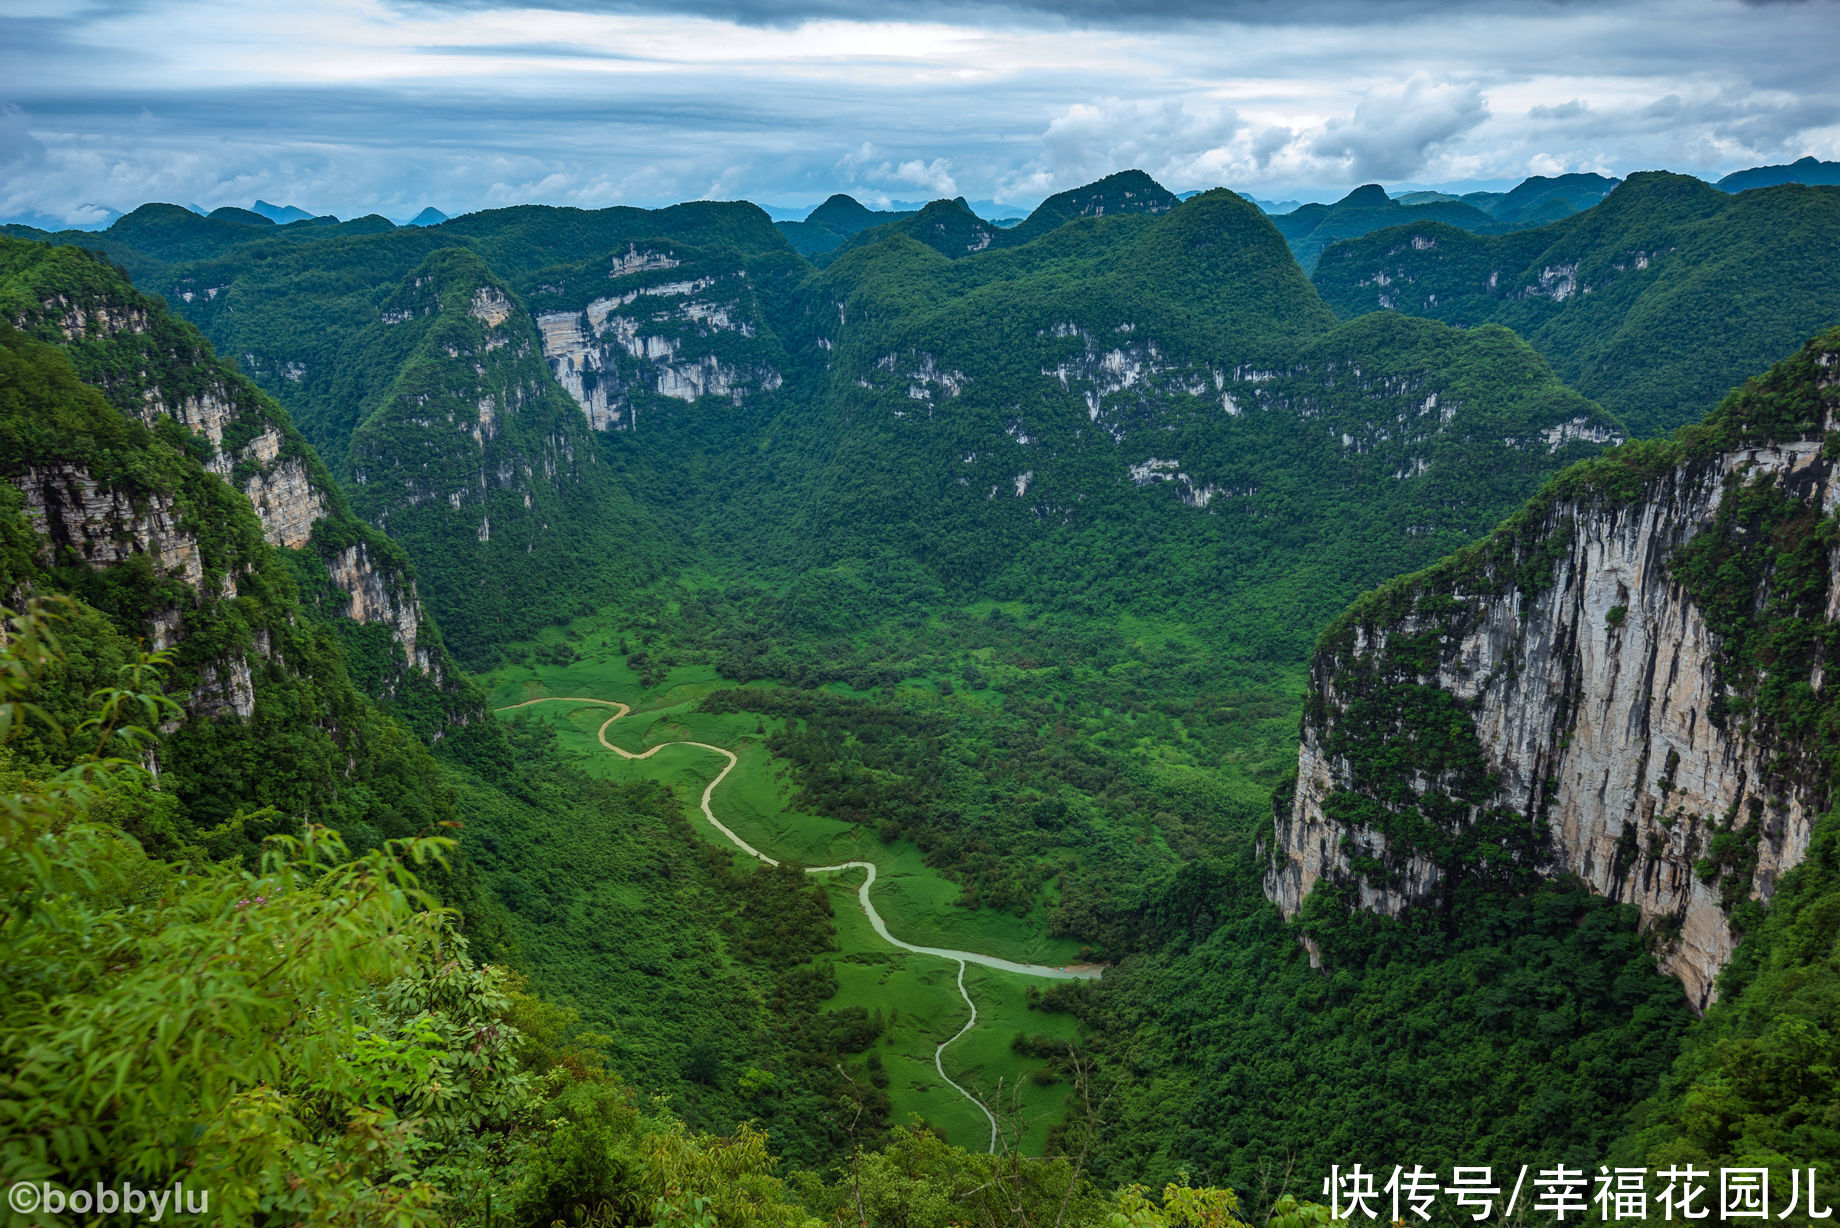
530, 242, 786, 431
0, 321, 459, 856
1268, 331, 1840, 1009
0, 238, 472, 715
347, 247, 658, 663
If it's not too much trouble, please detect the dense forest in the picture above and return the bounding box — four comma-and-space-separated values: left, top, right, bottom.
2, 161, 1837, 1227
1311, 172, 1840, 436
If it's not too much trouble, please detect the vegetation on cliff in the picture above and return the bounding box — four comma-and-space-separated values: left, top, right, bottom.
1312, 172, 1840, 436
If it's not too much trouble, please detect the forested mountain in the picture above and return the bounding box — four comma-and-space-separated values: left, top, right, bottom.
775, 193, 916, 256
786, 190, 1618, 648
1271, 183, 1498, 272
996, 169, 1180, 245
1717, 155, 1840, 192
39, 175, 1619, 680
1473, 171, 1621, 224
6, 161, 1839, 1226
1312, 171, 1840, 435
1267, 173, 1620, 272
342, 246, 666, 662
0, 237, 477, 736
1256, 327, 1840, 1195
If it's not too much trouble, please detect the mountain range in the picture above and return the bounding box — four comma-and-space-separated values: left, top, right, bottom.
3, 159, 1838, 1225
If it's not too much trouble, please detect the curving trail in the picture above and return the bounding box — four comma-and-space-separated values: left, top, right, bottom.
496, 694, 1099, 1151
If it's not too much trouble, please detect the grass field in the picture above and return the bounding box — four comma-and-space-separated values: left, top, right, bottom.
481, 641, 1088, 1153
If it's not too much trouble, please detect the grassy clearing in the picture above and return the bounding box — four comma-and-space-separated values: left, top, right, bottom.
481, 649, 1087, 1153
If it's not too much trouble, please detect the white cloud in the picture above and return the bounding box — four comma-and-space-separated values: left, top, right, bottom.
1, 0, 1838, 222
1000, 99, 1242, 201
888, 157, 959, 194
1309, 73, 1490, 182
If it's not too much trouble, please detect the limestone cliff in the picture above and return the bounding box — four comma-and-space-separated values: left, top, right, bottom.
1267, 331, 1840, 1009
346, 247, 655, 663
0, 312, 463, 857
530, 242, 786, 431
0, 237, 476, 726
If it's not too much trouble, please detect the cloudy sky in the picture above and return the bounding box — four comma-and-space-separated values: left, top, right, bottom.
2, 0, 1836, 226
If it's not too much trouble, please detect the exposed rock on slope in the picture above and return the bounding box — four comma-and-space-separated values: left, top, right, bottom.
1268, 330, 1840, 1009
347, 247, 658, 662
0, 237, 477, 726
530, 242, 786, 430
0, 321, 457, 856
805, 190, 1624, 634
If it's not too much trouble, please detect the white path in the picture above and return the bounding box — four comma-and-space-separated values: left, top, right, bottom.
496, 694, 1101, 1151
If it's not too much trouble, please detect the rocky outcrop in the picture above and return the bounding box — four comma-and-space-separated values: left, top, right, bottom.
15, 464, 205, 598
191, 658, 257, 720
1268, 340, 1840, 1009
10, 462, 255, 715
18, 280, 457, 681
535, 252, 783, 429
5, 237, 481, 742
32, 289, 334, 552
242, 458, 323, 550
326, 542, 438, 678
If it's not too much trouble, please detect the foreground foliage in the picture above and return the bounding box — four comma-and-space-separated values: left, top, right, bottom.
0, 603, 1326, 1227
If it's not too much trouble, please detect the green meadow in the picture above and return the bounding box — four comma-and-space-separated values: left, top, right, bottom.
481, 638, 1088, 1153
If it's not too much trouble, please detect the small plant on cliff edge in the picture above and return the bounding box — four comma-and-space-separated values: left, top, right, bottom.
1605, 604, 1628, 628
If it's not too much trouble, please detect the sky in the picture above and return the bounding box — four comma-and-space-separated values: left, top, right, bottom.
1, 0, 1837, 227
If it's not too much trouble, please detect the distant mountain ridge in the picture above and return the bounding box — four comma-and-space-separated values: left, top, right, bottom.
1717, 155, 1840, 193
8, 156, 1833, 237
251, 199, 316, 224
1267, 174, 1621, 271
1311, 170, 1840, 435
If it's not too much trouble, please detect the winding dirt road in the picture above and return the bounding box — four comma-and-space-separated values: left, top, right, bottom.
496, 694, 1100, 1151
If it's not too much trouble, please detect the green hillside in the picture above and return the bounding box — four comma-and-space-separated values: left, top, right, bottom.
1263, 174, 1620, 273
776, 193, 917, 256
778, 188, 1616, 644
1270, 183, 1497, 272
343, 247, 665, 663
0, 239, 959, 1182
8, 159, 1835, 1223
1312, 171, 1840, 435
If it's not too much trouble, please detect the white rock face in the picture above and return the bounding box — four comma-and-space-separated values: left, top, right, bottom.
471, 288, 513, 327
192, 658, 257, 720
46, 292, 330, 543
1541, 416, 1624, 453
244, 459, 323, 549
11, 465, 225, 698
15, 464, 204, 596
45, 296, 151, 340
327, 543, 439, 677
1528, 262, 1582, 302
610, 243, 680, 276
1268, 407, 1840, 1010
535, 267, 781, 428
123, 359, 331, 550
658, 356, 738, 401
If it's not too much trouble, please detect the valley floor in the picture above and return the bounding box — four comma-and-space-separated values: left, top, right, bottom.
485, 654, 1091, 1153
